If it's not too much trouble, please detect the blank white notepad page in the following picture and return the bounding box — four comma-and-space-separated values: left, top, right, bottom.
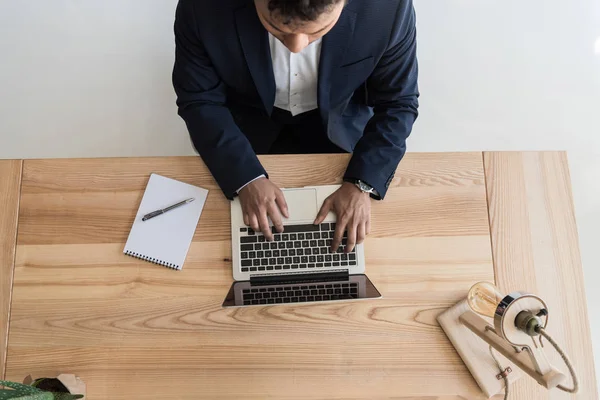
123, 173, 208, 270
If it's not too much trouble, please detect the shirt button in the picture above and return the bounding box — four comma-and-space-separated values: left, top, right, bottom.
293, 104, 297, 108
294, 73, 298, 77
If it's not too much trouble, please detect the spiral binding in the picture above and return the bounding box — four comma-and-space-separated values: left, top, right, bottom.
124, 250, 180, 270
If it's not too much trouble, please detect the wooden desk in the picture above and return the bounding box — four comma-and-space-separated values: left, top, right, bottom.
3, 153, 597, 399
0, 160, 22, 380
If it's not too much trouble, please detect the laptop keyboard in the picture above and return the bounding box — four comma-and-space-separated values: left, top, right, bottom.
242, 282, 359, 305
239, 223, 358, 273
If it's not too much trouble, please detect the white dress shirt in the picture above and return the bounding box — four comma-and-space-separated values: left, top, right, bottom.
269, 33, 322, 116
237, 34, 322, 193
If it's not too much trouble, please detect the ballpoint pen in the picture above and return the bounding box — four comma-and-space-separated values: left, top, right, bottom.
142, 198, 195, 221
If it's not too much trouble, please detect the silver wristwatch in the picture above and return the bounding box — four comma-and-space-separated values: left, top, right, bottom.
353, 179, 375, 195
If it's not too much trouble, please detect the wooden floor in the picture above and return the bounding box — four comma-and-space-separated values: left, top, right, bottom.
0, 152, 596, 399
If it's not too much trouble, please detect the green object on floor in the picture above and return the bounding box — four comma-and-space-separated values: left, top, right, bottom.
0, 381, 83, 400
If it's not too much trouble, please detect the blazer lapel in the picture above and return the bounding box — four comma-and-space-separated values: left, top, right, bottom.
318, 8, 357, 120
235, 4, 276, 115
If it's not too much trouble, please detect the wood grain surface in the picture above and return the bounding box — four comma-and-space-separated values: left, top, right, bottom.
6, 153, 496, 399
484, 152, 598, 399
0, 160, 22, 379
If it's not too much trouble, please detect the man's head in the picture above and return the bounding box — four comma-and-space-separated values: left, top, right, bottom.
254, 0, 346, 53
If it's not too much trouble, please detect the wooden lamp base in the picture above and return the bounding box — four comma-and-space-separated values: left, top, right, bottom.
438, 300, 522, 399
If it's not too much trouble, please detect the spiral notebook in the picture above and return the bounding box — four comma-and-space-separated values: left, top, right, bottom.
123, 173, 209, 270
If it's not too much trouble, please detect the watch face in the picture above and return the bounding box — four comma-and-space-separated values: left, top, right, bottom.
357, 181, 373, 192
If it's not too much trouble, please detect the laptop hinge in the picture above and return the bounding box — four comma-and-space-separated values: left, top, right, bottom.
250, 270, 349, 286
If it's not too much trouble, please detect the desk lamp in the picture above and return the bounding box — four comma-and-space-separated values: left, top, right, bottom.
437, 282, 578, 399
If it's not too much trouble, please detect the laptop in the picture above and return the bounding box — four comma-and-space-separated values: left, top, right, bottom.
223, 185, 382, 307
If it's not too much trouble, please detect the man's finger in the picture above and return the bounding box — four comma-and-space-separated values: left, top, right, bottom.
314, 199, 332, 225
243, 213, 249, 227
258, 210, 274, 241
366, 218, 371, 235
248, 214, 260, 233
356, 222, 366, 246
345, 222, 357, 253
331, 218, 347, 252
268, 202, 284, 233
275, 191, 290, 219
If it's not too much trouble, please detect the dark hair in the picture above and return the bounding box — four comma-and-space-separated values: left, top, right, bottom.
268, 0, 343, 24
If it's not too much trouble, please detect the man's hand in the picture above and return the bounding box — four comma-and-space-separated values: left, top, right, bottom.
314, 182, 371, 253
238, 177, 289, 241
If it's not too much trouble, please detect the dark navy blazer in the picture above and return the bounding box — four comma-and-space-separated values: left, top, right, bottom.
173, 0, 419, 199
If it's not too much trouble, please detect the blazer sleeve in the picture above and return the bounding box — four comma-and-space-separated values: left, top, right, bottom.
173, 0, 266, 199
343, 0, 419, 199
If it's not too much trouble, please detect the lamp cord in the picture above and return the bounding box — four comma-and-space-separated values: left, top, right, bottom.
488, 328, 579, 399
538, 327, 579, 393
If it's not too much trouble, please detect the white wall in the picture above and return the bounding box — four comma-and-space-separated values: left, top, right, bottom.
0, 0, 188, 158
1, 0, 599, 387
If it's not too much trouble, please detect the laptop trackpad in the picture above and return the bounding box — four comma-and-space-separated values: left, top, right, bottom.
282, 188, 318, 222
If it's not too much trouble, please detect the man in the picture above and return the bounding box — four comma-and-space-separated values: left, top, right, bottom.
173, 0, 419, 253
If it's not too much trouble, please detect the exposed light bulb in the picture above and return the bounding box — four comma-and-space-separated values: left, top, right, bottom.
467, 282, 505, 318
